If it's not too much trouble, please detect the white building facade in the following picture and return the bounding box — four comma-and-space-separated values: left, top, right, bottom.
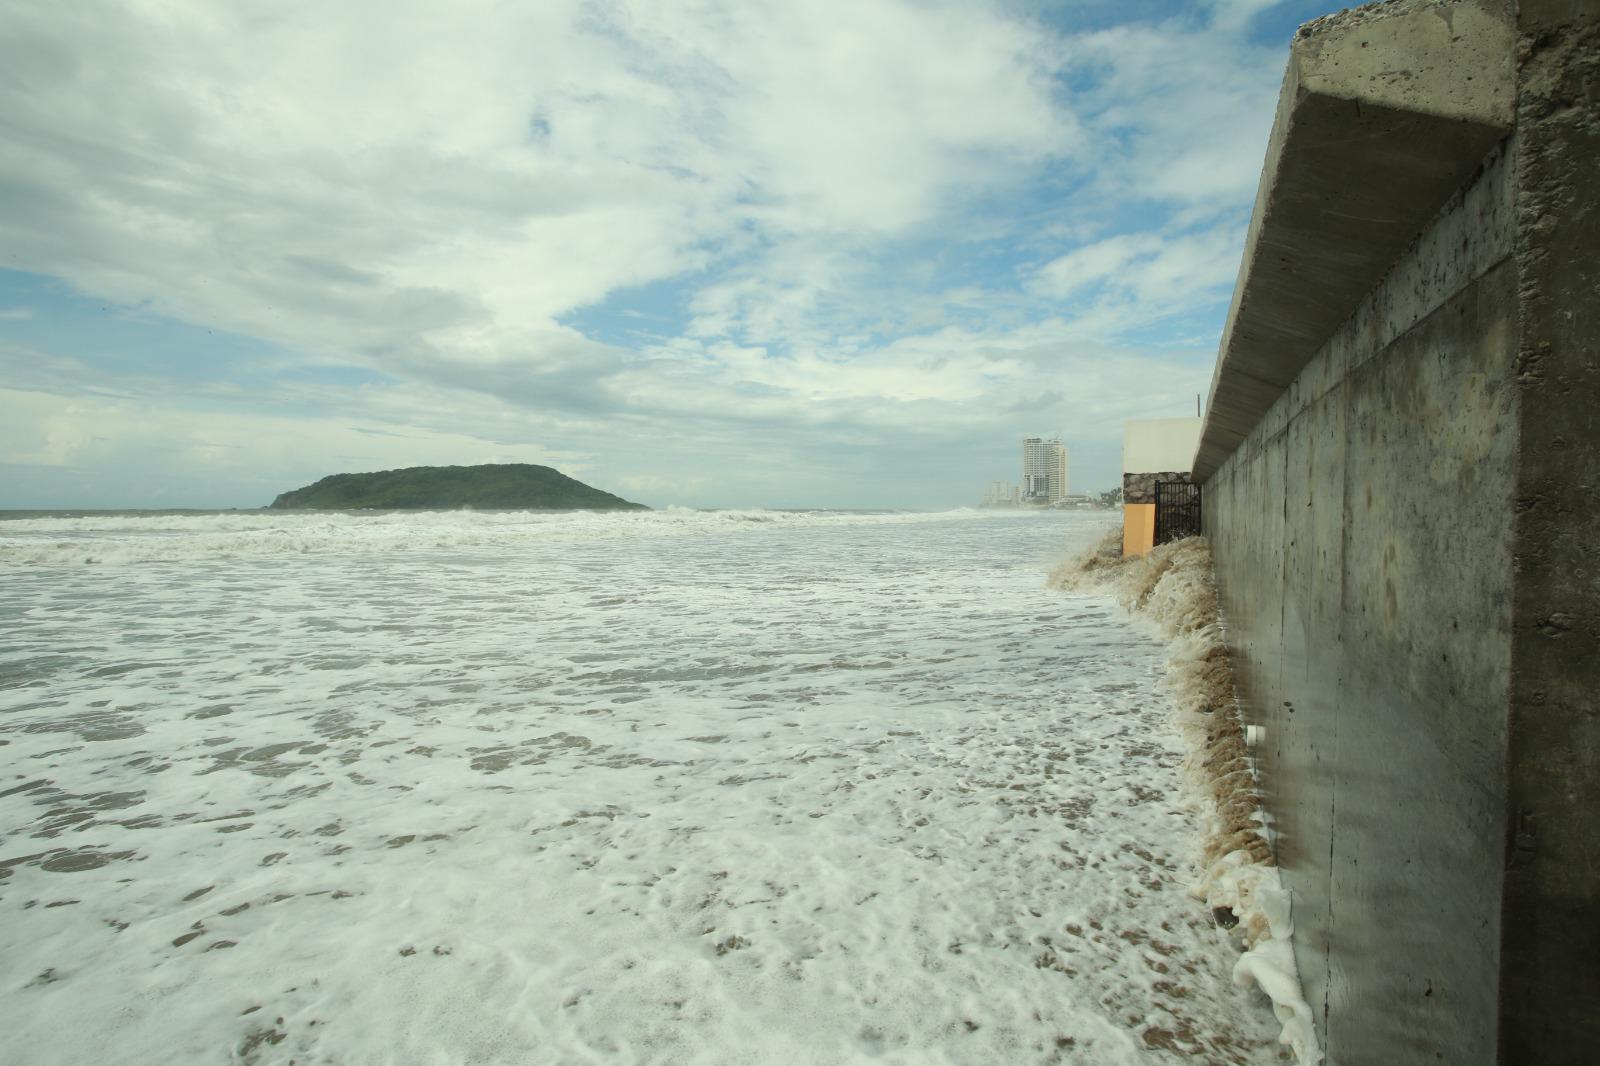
1021, 437, 1069, 503
1122, 417, 1203, 475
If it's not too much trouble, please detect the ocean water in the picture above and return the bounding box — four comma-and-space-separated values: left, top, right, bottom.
0, 509, 1285, 1064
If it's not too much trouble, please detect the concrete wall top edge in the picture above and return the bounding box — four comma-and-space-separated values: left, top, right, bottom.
1192, 0, 1515, 483
1296, 0, 1516, 127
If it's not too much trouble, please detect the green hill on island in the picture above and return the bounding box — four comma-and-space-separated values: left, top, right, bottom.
269, 464, 647, 511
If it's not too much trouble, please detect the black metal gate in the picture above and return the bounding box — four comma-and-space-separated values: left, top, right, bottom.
1154, 480, 1202, 545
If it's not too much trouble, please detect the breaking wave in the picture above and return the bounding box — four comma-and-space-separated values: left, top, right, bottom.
0, 506, 1031, 566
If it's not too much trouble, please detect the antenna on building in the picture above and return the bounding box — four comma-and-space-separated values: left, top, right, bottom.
1195, 393, 1201, 417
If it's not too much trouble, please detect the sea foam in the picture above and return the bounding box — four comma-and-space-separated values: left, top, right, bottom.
1050, 531, 1322, 1066
1, 510, 1289, 1064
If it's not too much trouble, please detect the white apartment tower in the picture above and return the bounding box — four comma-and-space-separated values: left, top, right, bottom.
1022, 437, 1070, 503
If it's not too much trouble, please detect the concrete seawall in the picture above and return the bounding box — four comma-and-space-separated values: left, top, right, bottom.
1193, 1, 1597, 1062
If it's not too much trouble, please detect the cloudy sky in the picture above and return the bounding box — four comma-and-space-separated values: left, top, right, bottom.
0, 0, 1333, 510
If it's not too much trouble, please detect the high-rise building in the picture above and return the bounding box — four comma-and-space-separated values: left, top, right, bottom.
1022, 437, 1069, 503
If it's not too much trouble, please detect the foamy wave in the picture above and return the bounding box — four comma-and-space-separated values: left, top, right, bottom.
0, 511, 1285, 1063
1050, 533, 1323, 1066
0, 506, 1022, 565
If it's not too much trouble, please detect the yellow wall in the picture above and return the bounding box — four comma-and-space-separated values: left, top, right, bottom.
1122, 503, 1156, 557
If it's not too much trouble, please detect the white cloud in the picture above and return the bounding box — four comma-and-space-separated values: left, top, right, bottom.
0, 387, 557, 477
1059, 14, 1285, 212
0, 0, 1298, 506
1027, 223, 1246, 344
0, 386, 578, 506
1035, 234, 1163, 297
0, 0, 1072, 362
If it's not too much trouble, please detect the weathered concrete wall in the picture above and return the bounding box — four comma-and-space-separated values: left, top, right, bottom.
1208, 146, 1518, 1064
1193, 0, 1515, 481
1196, 1, 1599, 1062
1501, 1, 1600, 1057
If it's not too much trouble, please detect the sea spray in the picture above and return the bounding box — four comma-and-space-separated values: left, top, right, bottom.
1049, 531, 1324, 1066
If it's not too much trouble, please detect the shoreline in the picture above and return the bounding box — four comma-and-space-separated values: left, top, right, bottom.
1050, 531, 1321, 1066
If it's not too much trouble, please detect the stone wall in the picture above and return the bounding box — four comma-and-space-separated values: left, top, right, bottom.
1121, 471, 1189, 505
